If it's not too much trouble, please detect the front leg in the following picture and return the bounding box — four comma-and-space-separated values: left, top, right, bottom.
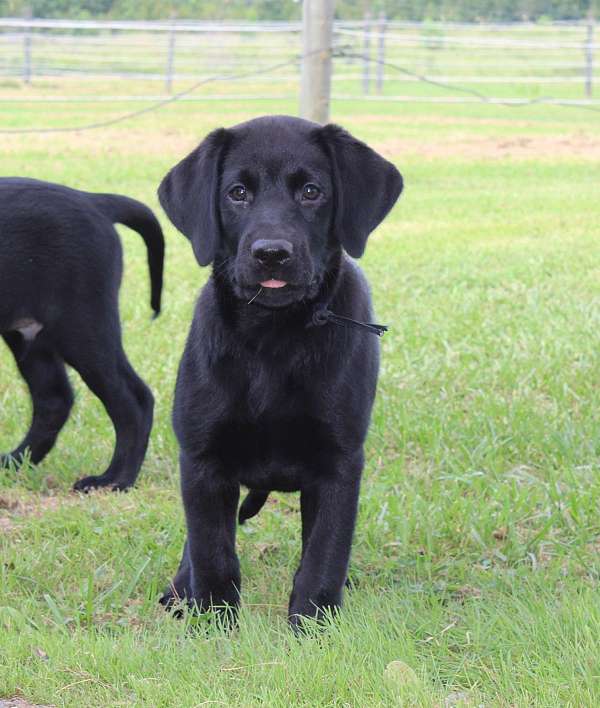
159, 539, 192, 613
178, 452, 241, 616
289, 451, 363, 629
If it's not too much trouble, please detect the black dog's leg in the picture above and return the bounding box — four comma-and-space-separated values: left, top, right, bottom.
177, 453, 241, 617
74, 356, 153, 492
60, 321, 153, 492
159, 540, 193, 612
1, 333, 73, 468
288, 452, 362, 629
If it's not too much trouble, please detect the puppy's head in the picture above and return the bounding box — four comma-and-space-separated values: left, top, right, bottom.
159, 115, 403, 308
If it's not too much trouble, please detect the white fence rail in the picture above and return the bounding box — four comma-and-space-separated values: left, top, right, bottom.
0, 17, 596, 101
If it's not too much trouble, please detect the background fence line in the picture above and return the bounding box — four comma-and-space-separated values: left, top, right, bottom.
0, 17, 596, 103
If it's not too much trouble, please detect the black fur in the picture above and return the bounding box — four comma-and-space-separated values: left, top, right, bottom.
0, 177, 165, 491
158, 115, 402, 628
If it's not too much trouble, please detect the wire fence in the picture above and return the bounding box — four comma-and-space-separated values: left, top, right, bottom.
0, 17, 598, 108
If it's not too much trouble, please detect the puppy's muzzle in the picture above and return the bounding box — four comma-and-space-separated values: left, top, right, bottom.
251, 239, 293, 269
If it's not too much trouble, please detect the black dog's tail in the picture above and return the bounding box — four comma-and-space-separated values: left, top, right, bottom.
91, 193, 165, 316
238, 490, 270, 524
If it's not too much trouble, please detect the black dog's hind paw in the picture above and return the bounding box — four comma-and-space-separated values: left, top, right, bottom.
0, 452, 23, 469
72, 474, 132, 493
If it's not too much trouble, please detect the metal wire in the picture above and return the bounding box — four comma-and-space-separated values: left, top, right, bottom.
0, 53, 310, 134
1, 43, 599, 135
338, 50, 600, 114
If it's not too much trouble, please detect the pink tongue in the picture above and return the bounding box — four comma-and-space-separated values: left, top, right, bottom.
260, 279, 287, 289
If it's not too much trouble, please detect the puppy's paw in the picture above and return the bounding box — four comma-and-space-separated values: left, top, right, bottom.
288, 600, 341, 634
72, 475, 132, 493
160, 582, 239, 629
161, 593, 239, 630
288, 604, 340, 634
288, 588, 342, 633
159, 585, 189, 618
0, 453, 21, 470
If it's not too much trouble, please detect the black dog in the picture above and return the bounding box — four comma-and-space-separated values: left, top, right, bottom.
0, 178, 164, 491
158, 115, 402, 627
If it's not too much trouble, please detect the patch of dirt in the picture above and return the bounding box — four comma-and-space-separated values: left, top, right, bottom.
0, 517, 15, 532
444, 691, 474, 707
2, 127, 199, 158
5, 115, 600, 162
374, 132, 600, 161
0, 494, 71, 516
0, 497, 19, 511
452, 585, 483, 602
0, 700, 53, 708
350, 113, 562, 129
586, 537, 600, 554
0, 492, 83, 533
492, 526, 508, 541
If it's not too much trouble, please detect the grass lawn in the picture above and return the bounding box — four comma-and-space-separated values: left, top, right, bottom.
1, 81, 600, 706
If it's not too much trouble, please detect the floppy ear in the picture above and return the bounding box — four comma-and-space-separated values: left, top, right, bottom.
320, 124, 403, 258
158, 128, 229, 266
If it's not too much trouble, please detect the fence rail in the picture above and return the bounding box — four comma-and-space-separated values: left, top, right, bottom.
0, 17, 596, 101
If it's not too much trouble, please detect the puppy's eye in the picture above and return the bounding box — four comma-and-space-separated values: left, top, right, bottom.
229, 185, 247, 202
302, 183, 321, 201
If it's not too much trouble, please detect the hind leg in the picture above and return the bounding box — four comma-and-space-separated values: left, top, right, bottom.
1, 332, 73, 468
59, 319, 154, 491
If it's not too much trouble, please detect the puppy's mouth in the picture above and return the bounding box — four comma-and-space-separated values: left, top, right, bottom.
237, 277, 315, 309
232, 262, 321, 308
260, 279, 288, 289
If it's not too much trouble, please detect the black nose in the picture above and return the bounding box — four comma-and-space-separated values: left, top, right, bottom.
251, 239, 293, 267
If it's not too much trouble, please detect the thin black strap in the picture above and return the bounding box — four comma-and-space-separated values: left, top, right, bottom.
311, 308, 388, 337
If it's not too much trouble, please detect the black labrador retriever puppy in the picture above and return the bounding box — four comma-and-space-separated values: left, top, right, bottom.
0, 178, 164, 491
158, 115, 402, 627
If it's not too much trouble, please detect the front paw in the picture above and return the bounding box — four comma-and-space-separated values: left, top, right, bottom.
160, 579, 240, 624
159, 583, 191, 618
288, 585, 342, 631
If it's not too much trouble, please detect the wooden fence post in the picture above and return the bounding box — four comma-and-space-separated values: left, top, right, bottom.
585, 13, 595, 98
362, 11, 371, 95
23, 6, 32, 85
376, 12, 386, 95
299, 0, 335, 124
165, 13, 176, 94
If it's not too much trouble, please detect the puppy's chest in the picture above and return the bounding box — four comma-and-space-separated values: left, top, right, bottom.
206, 353, 336, 486
210, 412, 332, 481
217, 345, 318, 418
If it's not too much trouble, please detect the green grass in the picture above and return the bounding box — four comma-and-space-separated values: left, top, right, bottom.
1, 83, 600, 706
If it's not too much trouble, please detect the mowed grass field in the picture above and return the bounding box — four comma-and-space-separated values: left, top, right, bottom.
1, 83, 600, 707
